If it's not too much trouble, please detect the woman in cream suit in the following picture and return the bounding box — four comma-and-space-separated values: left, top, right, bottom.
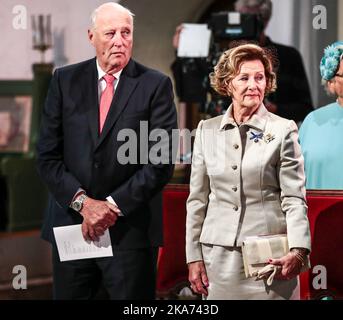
186, 44, 311, 300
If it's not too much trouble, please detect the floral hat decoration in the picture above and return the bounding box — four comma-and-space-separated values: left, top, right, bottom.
320, 41, 343, 81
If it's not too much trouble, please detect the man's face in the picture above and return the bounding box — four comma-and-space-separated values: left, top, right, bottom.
88, 8, 133, 73
237, 5, 261, 15
237, 5, 268, 30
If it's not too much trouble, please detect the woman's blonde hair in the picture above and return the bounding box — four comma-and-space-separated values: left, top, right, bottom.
210, 43, 277, 97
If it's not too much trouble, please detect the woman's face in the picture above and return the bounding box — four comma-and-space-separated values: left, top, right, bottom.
328, 60, 343, 100
229, 59, 266, 109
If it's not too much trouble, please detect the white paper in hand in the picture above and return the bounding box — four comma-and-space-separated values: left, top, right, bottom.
53, 224, 113, 262
177, 23, 212, 58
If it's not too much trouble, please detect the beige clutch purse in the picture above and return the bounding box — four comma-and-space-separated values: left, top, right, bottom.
242, 234, 289, 285
242, 234, 310, 285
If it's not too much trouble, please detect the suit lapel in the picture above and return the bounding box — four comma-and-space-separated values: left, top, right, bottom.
84, 58, 100, 147
95, 59, 139, 150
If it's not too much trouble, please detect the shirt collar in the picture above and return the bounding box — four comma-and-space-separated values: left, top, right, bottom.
96, 60, 123, 81
219, 103, 268, 132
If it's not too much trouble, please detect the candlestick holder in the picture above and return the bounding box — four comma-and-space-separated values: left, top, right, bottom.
31, 14, 52, 63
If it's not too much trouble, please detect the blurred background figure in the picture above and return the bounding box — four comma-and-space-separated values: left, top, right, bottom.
171, 0, 313, 134
299, 41, 343, 190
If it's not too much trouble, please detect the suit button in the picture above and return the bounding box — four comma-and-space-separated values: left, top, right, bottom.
233, 205, 239, 211
94, 162, 99, 169
232, 165, 237, 170
233, 144, 239, 149
232, 186, 238, 192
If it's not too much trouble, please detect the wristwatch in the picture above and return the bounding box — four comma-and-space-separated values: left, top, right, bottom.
71, 194, 87, 212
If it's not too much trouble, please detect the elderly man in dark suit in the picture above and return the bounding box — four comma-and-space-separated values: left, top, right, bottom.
37, 2, 177, 299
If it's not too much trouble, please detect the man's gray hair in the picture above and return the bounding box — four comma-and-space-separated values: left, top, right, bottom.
234, 0, 272, 22
90, 2, 135, 30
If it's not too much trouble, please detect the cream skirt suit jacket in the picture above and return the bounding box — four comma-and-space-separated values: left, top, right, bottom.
186, 104, 311, 299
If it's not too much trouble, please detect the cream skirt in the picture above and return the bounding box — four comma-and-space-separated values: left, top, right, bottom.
201, 243, 300, 300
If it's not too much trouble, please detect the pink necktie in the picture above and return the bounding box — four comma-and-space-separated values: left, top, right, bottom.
99, 74, 115, 133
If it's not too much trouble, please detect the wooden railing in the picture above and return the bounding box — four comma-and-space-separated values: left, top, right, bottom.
157, 185, 343, 299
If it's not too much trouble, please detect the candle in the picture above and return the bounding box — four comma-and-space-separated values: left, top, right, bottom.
47, 15, 52, 46
31, 15, 38, 47
38, 14, 44, 46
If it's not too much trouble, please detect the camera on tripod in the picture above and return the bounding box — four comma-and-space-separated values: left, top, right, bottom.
175, 12, 264, 116
207, 12, 265, 70
205, 12, 265, 116
209, 11, 264, 42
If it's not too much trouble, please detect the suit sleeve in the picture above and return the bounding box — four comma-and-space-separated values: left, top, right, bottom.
185, 120, 210, 263
279, 120, 311, 251
109, 75, 178, 216
36, 69, 82, 210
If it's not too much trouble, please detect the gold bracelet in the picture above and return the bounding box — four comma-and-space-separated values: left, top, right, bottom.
290, 248, 307, 266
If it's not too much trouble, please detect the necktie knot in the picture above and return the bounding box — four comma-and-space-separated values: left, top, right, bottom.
103, 74, 115, 85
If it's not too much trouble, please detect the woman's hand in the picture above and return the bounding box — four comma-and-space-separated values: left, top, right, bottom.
188, 260, 209, 296
268, 250, 306, 280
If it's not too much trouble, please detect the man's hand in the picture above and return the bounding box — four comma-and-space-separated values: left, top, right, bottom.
80, 198, 120, 241
172, 24, 184, 49
188, 260, 209, 296
81, 220, 109, 242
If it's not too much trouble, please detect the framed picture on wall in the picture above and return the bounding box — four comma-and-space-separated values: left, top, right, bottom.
0, 81, 33, 153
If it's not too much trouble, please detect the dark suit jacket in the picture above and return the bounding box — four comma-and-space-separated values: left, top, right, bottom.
264, 37, 313, 123
37, 58, 177, 249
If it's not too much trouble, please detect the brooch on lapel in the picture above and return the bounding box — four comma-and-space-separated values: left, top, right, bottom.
249, 131, 275, 143
249, 131, 263, 143
263, 133, 275, 144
